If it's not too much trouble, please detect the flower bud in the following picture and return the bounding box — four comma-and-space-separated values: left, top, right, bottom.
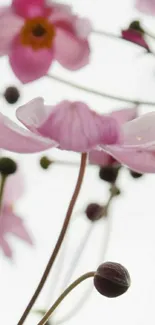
4, 86, 20, 104
85, 203, 105, 221
94, 262, 131, 298
129, 20, 144, 33
99, 165, 120, 183
0, 157, 17, 175
40, 156, 52, 169
129, 169, 143, 179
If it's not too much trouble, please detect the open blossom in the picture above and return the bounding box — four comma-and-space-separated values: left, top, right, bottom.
89, 107, 138, 167
0, 170, 33, 258
135, 0, 155, 15
0, 0, 91, 83
0, 98, 121, 153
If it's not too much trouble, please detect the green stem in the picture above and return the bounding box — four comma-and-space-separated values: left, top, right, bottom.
37, 272, 95, 325
0, 175, 7, 212
47, 74, 155, 106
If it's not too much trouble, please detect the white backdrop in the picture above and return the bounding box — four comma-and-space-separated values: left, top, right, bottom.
0, 0, 155, 324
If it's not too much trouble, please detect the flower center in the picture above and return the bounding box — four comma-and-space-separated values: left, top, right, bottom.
20, 17, 56, 50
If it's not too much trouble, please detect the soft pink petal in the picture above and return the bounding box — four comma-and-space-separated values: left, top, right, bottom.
102, 146, 155, 173
0, 112, 54, 153
54, 28, 90, 70
16, 98, 54, 132
37, 101, 121, 152
122, 29, 150, 51
0, 237, 13, 258
89, 150, 115, 166
12, 0, 46, 18
3, 171, 25, 204
9, 213, 33, 245
74, 17, 92, 39
9, 38, 54, 83
0, 8, 23, 55
135, 0, 155, 15
111, 107, 138, 125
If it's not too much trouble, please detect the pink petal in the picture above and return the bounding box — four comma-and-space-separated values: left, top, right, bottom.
111, 107, 138, 125
122, 29, 150, 51
0, 8, 23, 56
102, 146, 155, 173
9, 38, 54, 83
89, 150, 115, 166
74, 17, 92, 39
16, 97, 53, 132
3, 171, 25, 204
54, 28, 90, 70
37, 101, 121, 152
0, 237, 13, 258
9, 213, 33, 245
0, 112, 54, 153
12, 0, 46, 18
135, 0, 155, 15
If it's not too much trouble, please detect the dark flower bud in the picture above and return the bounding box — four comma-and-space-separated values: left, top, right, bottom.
99, 165, 120, 183
40, 156, 52, 169
0, 157, 17, 175
94, 262, 131, 298
85, 203, 105, 221
129, 170, 143, 179
129, 20, 144, 33
110, 185, 121, 196
4, 86, 20, 104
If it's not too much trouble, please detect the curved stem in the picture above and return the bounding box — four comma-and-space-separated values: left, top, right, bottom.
47, 74, 155, 106
37, 272, 95, 325
17, 153, 87, 325
0, 175, 7, 212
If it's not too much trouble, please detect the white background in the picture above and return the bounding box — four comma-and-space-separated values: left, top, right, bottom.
1, 0, 155, 324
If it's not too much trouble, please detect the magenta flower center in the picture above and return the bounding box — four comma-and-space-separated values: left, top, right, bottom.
20, 17, 56, 50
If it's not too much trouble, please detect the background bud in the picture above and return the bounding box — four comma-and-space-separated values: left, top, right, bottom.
0, 157, 17, 175
94, 262, 130, 298
99, 165, 120, 183
4, 86, 20, 104
85, 203, 104, 221
40, 156, 52, 170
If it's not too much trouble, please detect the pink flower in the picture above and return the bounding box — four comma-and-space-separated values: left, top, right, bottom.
135, 0, 155, 15
0, 98, 121, 153
0, 170, 33, 258
0, 0, 91, 83
89, 107, 138, 167
121, 21, 150, 52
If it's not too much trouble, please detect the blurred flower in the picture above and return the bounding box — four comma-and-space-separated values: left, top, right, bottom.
0, 170, 33, 258
0, 0, 91, 83
0, 98, 121, 153
89, 107, 138, 166
121, 20, 150, 52
135, 0, 155, 15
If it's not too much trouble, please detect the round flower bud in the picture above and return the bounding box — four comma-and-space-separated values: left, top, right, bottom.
4, 86, 20, 104
0, 157, 17, 176
40, 156, 52, 169
99, 165, 120, 183
129, 20, 144, 33
85, 203, 104, 221
94, 262, 131, 298
129, 170, 143, 179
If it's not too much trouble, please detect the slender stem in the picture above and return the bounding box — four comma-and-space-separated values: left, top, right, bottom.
145, 30, 155, 41
47, 74, 155, 106
37, 272, 95, 325
0, 175, 7, 212
17, 153, 87, 325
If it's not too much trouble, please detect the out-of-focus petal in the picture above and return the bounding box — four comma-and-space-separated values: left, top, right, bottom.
74, 17, 92, 39
12, 0, 45, 18
3, 171, 25, 204
111, 107, 138, 125
0, 8, 23, 55
0, 237, 13, 258
89, 150, 115, 166
9, 38, 54, 83
54, 28, 90, 70
37, 101, 121, 152
0, 112, 54, 153
9, 213, 33, 245
135, 0, 155, 15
